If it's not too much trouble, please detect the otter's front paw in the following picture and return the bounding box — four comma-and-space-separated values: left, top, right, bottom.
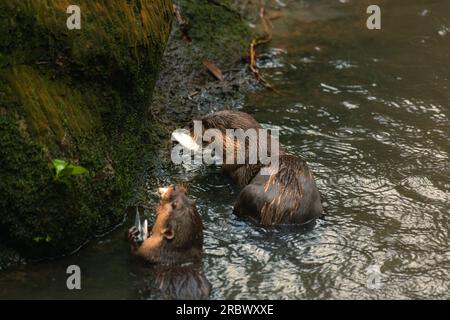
128, 226, 142, 248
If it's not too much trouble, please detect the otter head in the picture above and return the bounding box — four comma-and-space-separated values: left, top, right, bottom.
140, 185, 203, 265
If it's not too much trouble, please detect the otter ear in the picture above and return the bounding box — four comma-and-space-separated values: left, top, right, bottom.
162, 227, 175, 240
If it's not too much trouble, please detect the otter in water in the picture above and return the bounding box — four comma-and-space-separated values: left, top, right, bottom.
128, 185, 211, 299
175, 110, 323, 225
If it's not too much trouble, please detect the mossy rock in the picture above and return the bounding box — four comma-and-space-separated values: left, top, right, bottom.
177, 0, 251, 63
0, 0, 173, 258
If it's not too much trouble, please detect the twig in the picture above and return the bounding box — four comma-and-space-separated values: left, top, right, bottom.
173, 4, 191, 42
248, 5, 277, 91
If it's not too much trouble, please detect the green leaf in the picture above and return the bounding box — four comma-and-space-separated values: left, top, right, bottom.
60, 166, 74, 178
51, 159, 67, 177
66, 164, 88, 175
50, 159, 87, 186
33, 235, 52, 243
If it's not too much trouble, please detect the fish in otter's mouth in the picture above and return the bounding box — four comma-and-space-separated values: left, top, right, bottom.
134, 207, 148, 242
171, 129, 200, 152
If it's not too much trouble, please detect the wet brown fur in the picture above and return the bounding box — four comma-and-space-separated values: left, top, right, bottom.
191, 111, 323, 225
128, 186, 211, 299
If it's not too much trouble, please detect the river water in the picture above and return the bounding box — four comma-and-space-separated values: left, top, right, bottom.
1, 0, 449, 299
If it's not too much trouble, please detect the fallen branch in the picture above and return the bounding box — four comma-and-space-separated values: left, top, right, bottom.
248, 6, 275, 90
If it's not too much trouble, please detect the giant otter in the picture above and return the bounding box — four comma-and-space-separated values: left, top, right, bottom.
181, 110, 323, 225
128, 185, 211, 300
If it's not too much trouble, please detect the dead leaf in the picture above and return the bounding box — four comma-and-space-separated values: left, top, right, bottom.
267, 11, 283, 21
203, 59, 224, 81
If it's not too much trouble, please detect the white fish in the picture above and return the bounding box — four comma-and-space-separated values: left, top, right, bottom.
142, 219, 148, 240
172, 129, 200, 151
134, 208, 142, 234
134, 208, 148, 242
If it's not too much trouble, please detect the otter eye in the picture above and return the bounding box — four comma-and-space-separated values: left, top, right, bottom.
171, 201, 178, 209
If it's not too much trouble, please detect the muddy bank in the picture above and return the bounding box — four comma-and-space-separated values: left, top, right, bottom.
151, 0, 259, 127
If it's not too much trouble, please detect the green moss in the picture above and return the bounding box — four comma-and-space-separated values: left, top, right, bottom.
3, 1, 172, 65
0, 0, 173, 258
6, 66, 96, 142
178, 0, 252, 64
